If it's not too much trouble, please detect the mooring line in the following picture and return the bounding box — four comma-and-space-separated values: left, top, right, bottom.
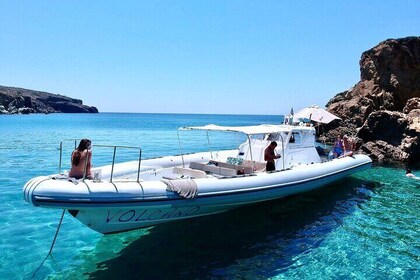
31, 209, 66, 279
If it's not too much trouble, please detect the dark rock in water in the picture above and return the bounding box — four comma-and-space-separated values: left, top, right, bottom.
358, 111, 420, 163
324, 36, 420, 164
360, 140, 405, 164
0, 85, 98, 114
358, 111, 407, 146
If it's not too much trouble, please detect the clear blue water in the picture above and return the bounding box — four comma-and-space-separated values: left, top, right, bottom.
0, 113, 418, 279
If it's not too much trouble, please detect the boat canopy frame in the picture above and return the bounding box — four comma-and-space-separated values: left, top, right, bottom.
180, 124, 296, 135
178, 124, 294, 171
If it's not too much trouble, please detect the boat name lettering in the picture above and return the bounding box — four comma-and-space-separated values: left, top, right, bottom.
106, 206, 201, 223
119, 210, 136, 222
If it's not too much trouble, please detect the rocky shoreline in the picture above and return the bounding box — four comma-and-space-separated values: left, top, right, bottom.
0, 85, 98, 114
322, 36, 420, 164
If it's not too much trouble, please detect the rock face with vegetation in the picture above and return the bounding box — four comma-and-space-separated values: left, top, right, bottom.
324, 36, 420, 164
0, 85, 98, 114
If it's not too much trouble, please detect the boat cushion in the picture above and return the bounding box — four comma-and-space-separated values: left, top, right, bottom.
241, 160, 266, 172
208, 160, 255, 174
173, 167, 207, 178
226, 157, 244, 165
189, 162, 237, 176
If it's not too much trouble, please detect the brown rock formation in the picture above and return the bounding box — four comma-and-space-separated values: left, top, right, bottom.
358, 110, 419, 163
324, 37, 420, 164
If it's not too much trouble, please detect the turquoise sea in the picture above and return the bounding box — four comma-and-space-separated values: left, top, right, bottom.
0, 113, 419, 279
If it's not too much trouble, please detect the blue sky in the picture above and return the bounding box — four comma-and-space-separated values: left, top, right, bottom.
0, 1, 419, 115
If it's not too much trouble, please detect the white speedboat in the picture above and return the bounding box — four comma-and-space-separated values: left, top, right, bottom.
23, 123, 371, 234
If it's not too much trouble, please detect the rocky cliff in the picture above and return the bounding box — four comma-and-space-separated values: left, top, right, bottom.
324, 36, 420, 164
0, 85, 98, 114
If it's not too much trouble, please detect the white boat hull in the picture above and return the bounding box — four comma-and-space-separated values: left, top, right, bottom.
24, 152, 371, 234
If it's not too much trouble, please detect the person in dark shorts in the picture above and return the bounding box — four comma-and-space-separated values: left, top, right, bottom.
264, 141, 281, 172
333, 135, 344, 158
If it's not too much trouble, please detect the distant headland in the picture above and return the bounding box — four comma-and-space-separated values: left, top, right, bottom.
0, 85, 98, 114
323, 36, 420, 164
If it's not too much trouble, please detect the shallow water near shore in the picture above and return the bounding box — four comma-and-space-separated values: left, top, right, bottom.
0, 113, 418, 279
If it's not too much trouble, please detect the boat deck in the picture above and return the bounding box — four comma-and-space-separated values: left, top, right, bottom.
108, 158, 269, 183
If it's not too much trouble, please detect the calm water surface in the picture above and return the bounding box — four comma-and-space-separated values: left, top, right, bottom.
0, 113, 418, 279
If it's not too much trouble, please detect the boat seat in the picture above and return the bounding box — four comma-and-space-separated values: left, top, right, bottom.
241, 160, 266, 172
208, 160, 254, 174
189, 162, 237, 177
189, 162, 207, 171
173, 167, 207, 179
204, 165, 237, 176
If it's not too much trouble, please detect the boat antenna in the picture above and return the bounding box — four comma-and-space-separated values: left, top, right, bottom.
278, 133, 285, 170
177, 129, 185, 168
206, 131, 213, 159
246, 134, 255, 172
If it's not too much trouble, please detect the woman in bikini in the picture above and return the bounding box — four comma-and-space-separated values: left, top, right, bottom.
69, 139, 92, 179
342, 135, 353, 156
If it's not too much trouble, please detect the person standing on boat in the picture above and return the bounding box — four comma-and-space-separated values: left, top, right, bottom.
69, 139, 92, 179
343, 135, 353, 156
264, 141, 281, 172
333, 135, 344, 158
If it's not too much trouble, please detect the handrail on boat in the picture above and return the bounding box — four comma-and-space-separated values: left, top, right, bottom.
58, 139, 142, 183
94, 144, 142, 183
59, 139, 79, 174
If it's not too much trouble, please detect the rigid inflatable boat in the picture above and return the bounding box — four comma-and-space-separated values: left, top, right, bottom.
23, 123, 372, 234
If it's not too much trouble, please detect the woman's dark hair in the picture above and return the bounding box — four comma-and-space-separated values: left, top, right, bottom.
406, 168, 412, 174
72, 139, 91, 166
